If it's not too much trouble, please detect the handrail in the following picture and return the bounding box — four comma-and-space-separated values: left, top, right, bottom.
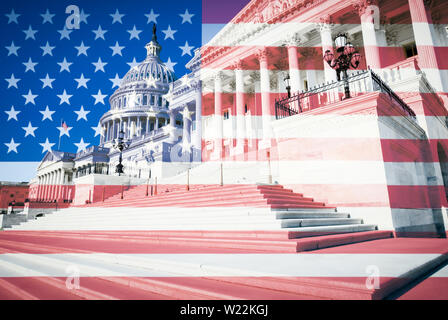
275, 69, 417, 120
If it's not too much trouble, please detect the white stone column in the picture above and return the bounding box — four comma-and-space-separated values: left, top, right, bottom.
37, 176, 42, 200
182, 106, 191, 148
194, 81, 202, 159
146, 117, 150, 134
257, 49, 273, 145
285, 34, 303, 93
136, 117, 141, 136
352, 0, 382, 70
106, 122, 110, 141
318, 16, 338, 82
213, 72, 224, 159
155, 116, 159, 130
234, 61, 246, 153
408, 0, 446, 92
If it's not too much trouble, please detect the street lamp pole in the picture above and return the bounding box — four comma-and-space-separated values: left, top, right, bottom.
284, 73, 291, 98
113, 130, 131, 176
323, 33, 361, 99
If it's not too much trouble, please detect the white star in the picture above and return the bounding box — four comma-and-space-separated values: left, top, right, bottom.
40, 41, 55, 56
39, 106, 55, 121
57, 90, 72, 105
22, 122, 38, 137
58, 27, 72, 40
109, 74, 122, 88
164, 57, 177, 72
74, 106, 90, 121
75, 41, 89, 56
181, 75, 191, 87
23, 58, 38, 72
79, 9, 89, 24
92, 25, 107, 40
91, 123, 104, 137
74, 138, 90, 153
57, 57, 72, 72
162, 25, 177, 40
74, 73, 90, 89
110, 9, 125, 24
110, 41, 124, 56
39, 138, 55, 153
57, 125, 72, 137
23, 25, 38, 40
92, 90, 107, 105
127, 58, 139, 69
5, 106, 20, 121
92, 57, 107, 73
127, 25, 142, 40
5, 41, 20, 56
4, 138, 20, 154
179, 41, 194, 56
5, 9, 20, 24
146, 77, 157, 88
145, 9, 159, 24
179, 9, 194, 24
40, 74, 55, 89
5, 74, 20, 89
180, 106, 194, 121
41, 9, 55, 24
22, 90, 38, 105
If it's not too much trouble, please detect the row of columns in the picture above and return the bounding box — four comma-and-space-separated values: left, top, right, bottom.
174, 82, 203, 160
36, 169, 71, 201
210, 0, 446, 159
102, 115, 168, 143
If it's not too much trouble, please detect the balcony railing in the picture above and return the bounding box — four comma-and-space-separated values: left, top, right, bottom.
275, 69, 416, 120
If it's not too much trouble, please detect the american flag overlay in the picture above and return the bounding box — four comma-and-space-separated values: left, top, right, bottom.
0, 0, 448, 303
1, 0, 201, 159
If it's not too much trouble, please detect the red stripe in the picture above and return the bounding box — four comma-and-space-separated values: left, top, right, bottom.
200, 46, 447, 70
202, 0, 448, 24
200, 92, 448, 117
1, 231, 447, 254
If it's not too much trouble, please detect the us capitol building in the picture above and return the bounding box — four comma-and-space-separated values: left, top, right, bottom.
29, 25, 203, 203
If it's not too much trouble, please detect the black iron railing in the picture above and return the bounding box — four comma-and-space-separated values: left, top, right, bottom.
275, 69, 416, 120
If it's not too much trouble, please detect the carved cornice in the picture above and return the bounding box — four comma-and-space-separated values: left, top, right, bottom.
351, 0, 379, 16
318, 14, 335, 33
256, 48, 272, 63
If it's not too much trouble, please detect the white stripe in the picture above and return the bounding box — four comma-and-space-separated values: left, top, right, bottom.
0, 253, 443, 278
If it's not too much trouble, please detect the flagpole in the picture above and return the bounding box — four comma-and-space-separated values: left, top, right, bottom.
58, 118, 62, 151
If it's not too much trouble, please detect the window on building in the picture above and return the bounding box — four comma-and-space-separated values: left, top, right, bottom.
223, 110, 229, 120
158, 96, 162, 106
150, 95, 155, 105
403, 42, 417, 58
143, 95, 147, 105
304, 80, 309, 91
245, 104, 248, 113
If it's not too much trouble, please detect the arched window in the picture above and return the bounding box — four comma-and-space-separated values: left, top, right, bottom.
143, 95, 148, 105
123, 96, 127, 107
150, 95, 155, 105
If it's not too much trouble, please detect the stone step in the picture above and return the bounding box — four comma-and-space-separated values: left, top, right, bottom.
280, 218, 362, 228
276, 211, 350, 219
287, 224, 377, 239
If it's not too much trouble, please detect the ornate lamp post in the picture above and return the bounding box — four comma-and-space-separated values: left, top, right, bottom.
284, 73, 291, 98
323, 33, 361, 99
113, 130, 131, 176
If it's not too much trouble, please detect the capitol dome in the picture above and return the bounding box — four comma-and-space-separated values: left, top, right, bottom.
100, 24, 176, 145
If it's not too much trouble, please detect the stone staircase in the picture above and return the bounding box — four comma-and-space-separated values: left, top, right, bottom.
11, 183, 392, 251
1, 214, 28, 229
